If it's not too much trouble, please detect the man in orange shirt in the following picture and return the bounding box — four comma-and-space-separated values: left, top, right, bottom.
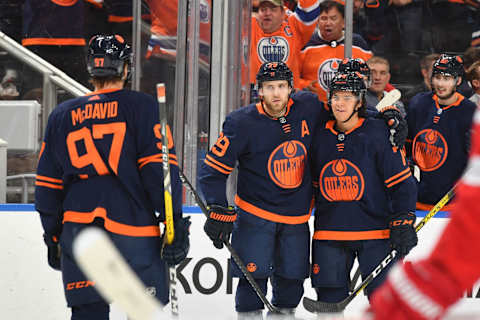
299, 0, 372, 103
250, 0, 321, 101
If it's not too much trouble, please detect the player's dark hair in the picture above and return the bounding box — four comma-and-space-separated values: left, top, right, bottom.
319, 0, 344, 17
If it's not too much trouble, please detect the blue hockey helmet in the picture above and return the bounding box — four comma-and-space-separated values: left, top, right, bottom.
432, 54, 464, 78
256, 62, 294, 89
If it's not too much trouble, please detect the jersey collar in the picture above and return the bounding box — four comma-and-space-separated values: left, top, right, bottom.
433, 92, 464, 111
256, 97, 294, 119
325, 117, 365, 135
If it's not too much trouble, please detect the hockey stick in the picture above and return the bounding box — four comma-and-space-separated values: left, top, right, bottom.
303, 185, 455, 313
178, 170, 283, 314
73, 227, 164, 320
157, 83, 178, 317
346, 88, 403, 292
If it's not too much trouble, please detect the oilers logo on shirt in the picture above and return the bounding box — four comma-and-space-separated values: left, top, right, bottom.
267, 140, 306, 189
257, 36, 290, 63
413, 129, 448, 172
318, 58, 341, 92
319, 159, 365, 201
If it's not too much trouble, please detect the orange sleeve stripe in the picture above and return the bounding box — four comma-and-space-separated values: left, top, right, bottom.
36, 175, 63, 184
108, 16, 134, 23
416, 202, 455, 211
63, 207, 160, 237
386, 171, 412, 188
138, 158, 178, 169
235, 195, 311, 224
35, 181, 64, 190
205, 155, 233, 172
22, 38, 86, 46
313, 229, 390, 240
138, 153, 177, 164
385, 168, 411, 184
38, 142, 46, 160
204, 159, 231, 175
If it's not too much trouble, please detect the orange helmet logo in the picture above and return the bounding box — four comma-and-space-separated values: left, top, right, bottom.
247, 262, 257, 273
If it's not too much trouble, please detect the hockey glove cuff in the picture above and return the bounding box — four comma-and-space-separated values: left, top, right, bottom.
162, 216, 191, 266
389, 212, 418, 257
204, 205, 237, 249
379, 106, 408, 148
43, 233, 61, 271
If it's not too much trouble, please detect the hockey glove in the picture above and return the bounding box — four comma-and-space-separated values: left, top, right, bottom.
388, 212, 418, 257
378, 106, 408, 148
43, 233, 61, 271
162, 216, 191, 266
204, 205, 237, 249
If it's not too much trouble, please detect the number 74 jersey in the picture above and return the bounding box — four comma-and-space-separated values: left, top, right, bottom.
35, 88, 183, 237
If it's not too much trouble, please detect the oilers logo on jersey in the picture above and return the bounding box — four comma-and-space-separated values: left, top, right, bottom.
317, 58, 341, 93
257, 36, 290, 63
267, 140, 306, 189
319, 159, 365, 201
413, 129, 448, 172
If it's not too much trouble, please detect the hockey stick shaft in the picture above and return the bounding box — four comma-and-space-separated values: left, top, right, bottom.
73, 228, 163, 320
178, 170, 282, 314
304, 185, 455, 313
348, 89, 403, 290
157, 83, 178, 317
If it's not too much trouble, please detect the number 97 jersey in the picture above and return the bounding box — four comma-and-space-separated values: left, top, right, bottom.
35, 88, 182, 238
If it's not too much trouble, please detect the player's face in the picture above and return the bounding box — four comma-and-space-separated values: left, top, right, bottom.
318, 7, 345, 42
431, 73, 460, 100
369, 63, 390, 94
258, 3, 284, 33
259, 80, 292, 117
330, 90, 361, 125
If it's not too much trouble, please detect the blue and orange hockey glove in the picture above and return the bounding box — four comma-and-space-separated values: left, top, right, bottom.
388, 212, 418, 257
379, 106, 407, 148
43, 233, 61, 271
162, 216, 191, 266
204, 205, 237, 249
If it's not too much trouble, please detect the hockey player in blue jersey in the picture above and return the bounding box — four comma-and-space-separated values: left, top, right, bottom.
198, 62, 329, 319
35, 34, 190, 320
407, 54, 476, 211
309, 71, 418, 304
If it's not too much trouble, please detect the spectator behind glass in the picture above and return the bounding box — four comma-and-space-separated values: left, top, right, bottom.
0, 0, 23, 98
249, 0, 321, 100
22, 0, 90, 95
457, 46, 480, 99
466, 60, 480, 107
426, 0, 475, 53
366, 56, 406, 116
402, 53, 440, 105
299, 0, 372, 103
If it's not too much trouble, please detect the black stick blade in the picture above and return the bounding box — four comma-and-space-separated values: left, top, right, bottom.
303, 296, 346, 313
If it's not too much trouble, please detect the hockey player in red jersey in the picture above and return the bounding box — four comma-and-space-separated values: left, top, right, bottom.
406, 54, 476, 211
369, 108, 480, 320
35, 34, 189, 320
309, 71, 418, 303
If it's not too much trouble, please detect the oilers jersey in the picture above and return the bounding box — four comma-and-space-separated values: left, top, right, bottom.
198, 91, 328, 224
250, 0, 321, 88
310, 118, 417, 240
407, 92, 476, 209
35, 88, 183, 240
299, 32, 373, 103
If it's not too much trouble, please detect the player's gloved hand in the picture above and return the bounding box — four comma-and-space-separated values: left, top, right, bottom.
162, 216, 191, 266
43, 233, 61, 271
379, 106, 407, 148
204, 205, 237, 249
389, 212, 418, 257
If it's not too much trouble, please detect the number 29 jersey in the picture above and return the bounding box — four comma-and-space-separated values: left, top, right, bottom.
198, 90, 327, 224
35, 88, 182, 238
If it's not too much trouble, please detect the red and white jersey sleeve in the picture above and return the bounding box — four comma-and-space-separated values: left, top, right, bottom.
370, 109, 480, 320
